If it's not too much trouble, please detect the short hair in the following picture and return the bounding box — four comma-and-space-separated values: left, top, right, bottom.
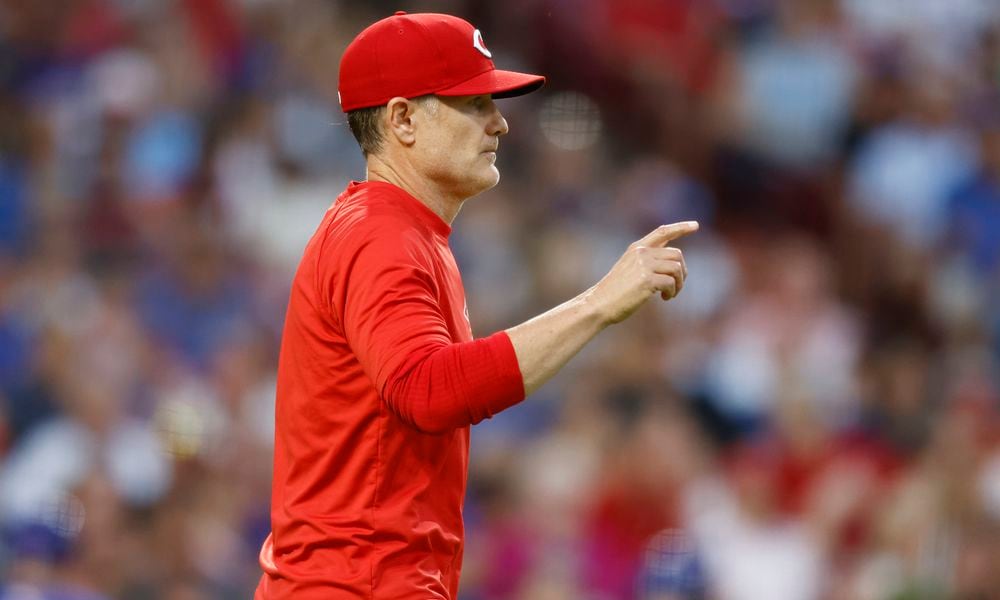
347, 106, 385, 157
346, 96, 438, 158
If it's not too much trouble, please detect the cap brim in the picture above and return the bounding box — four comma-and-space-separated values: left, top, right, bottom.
436, 69, 545, 100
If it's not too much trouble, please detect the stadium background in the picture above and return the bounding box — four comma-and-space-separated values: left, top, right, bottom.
1, 0, 1000, 598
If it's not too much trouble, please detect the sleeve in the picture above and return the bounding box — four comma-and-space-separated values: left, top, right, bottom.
335, 227, 525, 434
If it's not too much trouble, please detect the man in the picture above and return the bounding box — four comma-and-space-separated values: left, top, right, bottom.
255, 11, 697, 599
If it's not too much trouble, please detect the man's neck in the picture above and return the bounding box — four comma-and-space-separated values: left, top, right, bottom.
366, 156, 462, 225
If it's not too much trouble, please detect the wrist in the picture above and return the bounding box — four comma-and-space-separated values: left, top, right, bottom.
579, 285, 613, 330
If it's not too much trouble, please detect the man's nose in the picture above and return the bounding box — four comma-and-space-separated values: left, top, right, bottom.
489, 107, 509, 137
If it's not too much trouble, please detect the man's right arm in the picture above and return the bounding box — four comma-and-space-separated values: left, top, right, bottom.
505, 221, 698, 395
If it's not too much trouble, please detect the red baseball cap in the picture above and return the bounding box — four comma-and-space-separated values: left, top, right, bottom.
338, 12, 545, 112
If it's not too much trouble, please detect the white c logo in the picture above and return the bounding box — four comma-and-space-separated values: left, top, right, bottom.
473, 29, 492, 58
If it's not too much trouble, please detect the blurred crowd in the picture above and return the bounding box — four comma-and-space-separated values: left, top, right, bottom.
1, 0, 999, 599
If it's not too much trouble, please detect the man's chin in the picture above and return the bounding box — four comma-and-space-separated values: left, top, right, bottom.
486, 169, 503, 193
466, 168, 501, 198
442, 164, 501, 200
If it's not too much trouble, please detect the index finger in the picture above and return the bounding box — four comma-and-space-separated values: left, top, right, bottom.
636, 221, 699, 247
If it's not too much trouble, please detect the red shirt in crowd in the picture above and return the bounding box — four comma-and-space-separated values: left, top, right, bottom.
255, 181, 525, 599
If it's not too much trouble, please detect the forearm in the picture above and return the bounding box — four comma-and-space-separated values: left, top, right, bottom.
386, 288, 605, 429
504, 222, 698, 395
384, 331, 524, 433
505, 287, 609, 396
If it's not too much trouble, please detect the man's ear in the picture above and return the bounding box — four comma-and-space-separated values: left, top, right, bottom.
385, 97, 417, 147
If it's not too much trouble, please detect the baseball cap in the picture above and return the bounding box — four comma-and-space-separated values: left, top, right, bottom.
338, 12, 545, 112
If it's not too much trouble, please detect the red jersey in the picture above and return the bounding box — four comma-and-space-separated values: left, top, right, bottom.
255, 181, 525, 599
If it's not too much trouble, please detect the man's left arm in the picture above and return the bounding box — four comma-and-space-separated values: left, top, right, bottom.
337, 228, 525, 434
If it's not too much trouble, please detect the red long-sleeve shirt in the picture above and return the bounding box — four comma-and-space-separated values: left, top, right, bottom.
255, 181, 525, 599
